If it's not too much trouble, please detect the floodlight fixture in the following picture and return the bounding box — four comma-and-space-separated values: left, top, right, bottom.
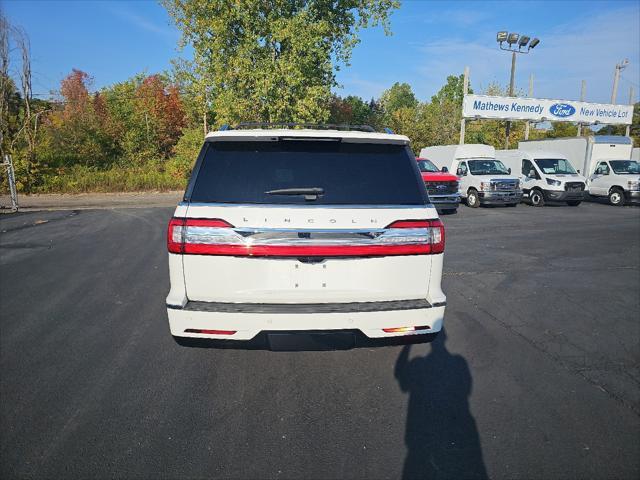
495, 30, 541, 148
518, 35, 530, 48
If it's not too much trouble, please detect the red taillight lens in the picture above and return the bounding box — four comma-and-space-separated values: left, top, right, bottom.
386, 220, 431, 229
186, 219, 234, 228
184, 328, 236, 335
168, 218, 234, 253
386, 219, 445, 254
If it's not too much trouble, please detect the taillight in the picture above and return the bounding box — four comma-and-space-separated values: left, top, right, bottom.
167, 217, 445, 257
386, 219, 445, 254
167, 218, 234, 253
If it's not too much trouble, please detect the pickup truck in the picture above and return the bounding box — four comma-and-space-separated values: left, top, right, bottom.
416, 157, 461, 214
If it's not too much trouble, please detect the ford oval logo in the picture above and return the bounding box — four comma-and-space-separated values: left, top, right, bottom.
549, 103, 576, 118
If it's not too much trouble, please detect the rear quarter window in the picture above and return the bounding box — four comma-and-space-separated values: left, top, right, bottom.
187, 140, 428, 205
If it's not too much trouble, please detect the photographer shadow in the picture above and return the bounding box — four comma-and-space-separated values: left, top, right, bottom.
395, 330, 487, 480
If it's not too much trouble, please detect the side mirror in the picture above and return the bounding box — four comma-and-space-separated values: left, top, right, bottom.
528, 169, 537, 179
456, 168, 463, 176
441, 166, 448, 173
577, 169, 580, 174
508, 167, 512, 174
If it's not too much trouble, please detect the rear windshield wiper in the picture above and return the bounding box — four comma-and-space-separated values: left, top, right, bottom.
264, 187, 325, 201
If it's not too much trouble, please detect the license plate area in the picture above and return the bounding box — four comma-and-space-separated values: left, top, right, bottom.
183, 255, 431, 303
267, 331, 356, 351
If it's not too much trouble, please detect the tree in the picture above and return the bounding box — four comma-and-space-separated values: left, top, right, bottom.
162, 0, 399, 126
328, 94, 372, 125
0, 11, 10, 157
60, 69, 92, 124
430, 74, 470, 106
380, 82, 418, 113
418, 75, 473, 148
171, 56, 211, 136
135, 74, 186, 157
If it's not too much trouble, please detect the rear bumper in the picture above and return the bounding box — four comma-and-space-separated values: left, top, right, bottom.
167, 300, 445, 342
478, 191, 522, 204
173, 330, 441, 350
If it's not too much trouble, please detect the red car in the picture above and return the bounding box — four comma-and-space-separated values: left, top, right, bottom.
416, 157, 461, 214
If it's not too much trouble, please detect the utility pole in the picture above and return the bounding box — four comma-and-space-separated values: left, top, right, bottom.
524, 73, 534, 140
611, 59, 629, 104
459, 66, 469, 145
626, 86, 634, 137
577, 80, 586, 136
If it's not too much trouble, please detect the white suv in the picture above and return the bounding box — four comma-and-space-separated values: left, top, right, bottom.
166, 125, 446, 349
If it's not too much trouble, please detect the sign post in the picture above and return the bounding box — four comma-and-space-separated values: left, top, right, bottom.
524, 74, 534, 140
626, 87, 634, 137
577, 80, 586, 136
459, 66, 469, 145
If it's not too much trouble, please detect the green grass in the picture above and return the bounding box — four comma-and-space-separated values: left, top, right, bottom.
32, 164, 188, 193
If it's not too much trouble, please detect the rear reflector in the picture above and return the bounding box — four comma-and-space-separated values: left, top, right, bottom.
383, 325, 431, 333
167, 217, 445, 257
184, 328, 236, 335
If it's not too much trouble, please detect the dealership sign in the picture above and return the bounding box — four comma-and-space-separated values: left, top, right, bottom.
463, 94, 633, 125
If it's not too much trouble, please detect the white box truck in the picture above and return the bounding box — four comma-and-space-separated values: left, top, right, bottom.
420, 144, 522, 208
496, 149, 586, 207
519, 136, 639, 206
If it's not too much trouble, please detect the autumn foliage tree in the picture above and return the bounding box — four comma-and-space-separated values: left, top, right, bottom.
38, 70, 187, 174
135, 75, 185, 157
41, 69, 117, 169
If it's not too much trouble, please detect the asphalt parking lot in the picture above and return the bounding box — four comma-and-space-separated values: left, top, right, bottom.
1, 202, 639, 479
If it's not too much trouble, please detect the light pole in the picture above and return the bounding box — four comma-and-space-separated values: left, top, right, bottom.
611, 58, 628, 104
496, 31, 540, 148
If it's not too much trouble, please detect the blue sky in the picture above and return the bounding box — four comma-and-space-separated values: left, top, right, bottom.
3, 0, 639, 104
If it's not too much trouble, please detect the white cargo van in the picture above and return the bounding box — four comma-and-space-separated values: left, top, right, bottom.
420, 144, 522, 208
496, 149, 586, 206
519, 136, 639, 205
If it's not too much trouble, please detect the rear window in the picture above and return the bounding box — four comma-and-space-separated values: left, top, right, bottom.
188, 140, 427, 205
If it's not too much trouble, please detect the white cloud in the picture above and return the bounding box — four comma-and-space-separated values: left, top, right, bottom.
105, 3, 179, 41
337, 74, 388, 99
